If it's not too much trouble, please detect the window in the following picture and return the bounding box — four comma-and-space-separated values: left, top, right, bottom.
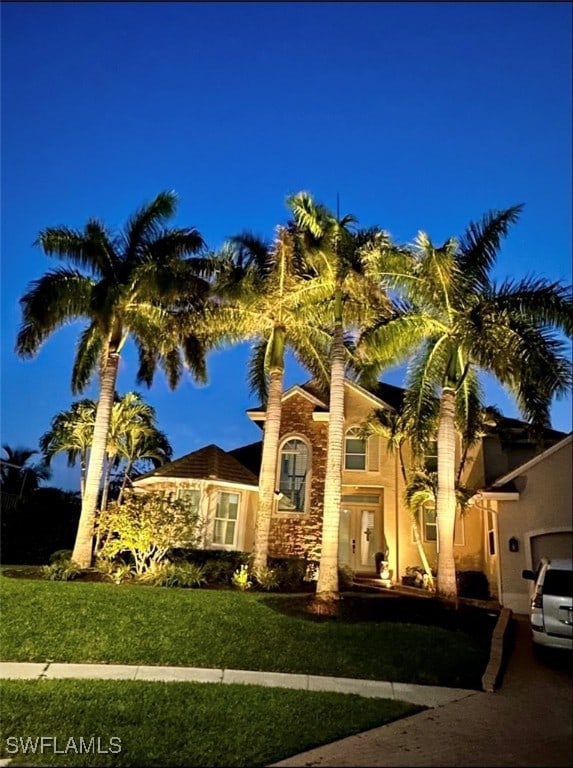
422, 506, 437, 542
213, 492, 239, 546
345, 427, 366, 470
487, 508, 496, 556
177, 488, 201, 515
278, 439, 308, 512
424, 440, 438, 473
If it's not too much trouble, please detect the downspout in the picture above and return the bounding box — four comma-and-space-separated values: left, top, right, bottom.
394, 449, 399, 584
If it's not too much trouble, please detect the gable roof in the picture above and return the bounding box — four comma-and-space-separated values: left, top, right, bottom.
491, 433, 572, 488
134, 443, 259, 487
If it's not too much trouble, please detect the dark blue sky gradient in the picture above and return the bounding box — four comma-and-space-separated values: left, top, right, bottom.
1, 2, 571, 490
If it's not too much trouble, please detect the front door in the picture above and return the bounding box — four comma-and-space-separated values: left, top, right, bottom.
339, 505, 380, 572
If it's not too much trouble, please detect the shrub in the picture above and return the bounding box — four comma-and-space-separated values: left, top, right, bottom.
253, 566, 280, 591
169, 549, 250, 585
231, 564, 252, 591
49, 549, 73, 564
97, 491, 200, 576
137, 560, 207, 588
268, 557, 309, 591
338, 565, 354, 590
457, 570, 490, 600
41, 557, 81, 581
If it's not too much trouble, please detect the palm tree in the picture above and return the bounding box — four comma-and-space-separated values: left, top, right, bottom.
0, 445, 51, 503
287, 192, 394, 601
115, 424, 172, 505
16, 191, 211, 568
213, 225, 332, 570
359, 409, 434, 588
40, 399, 96, 498
361, 205, 572, 602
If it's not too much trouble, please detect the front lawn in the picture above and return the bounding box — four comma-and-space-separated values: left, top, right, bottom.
0, 575, 495, 688
0, 679, 421, 767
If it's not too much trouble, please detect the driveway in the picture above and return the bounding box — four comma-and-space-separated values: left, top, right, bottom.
272, 614, 572, 767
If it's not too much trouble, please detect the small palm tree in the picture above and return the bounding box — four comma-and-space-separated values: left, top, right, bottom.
361, 205, 572, 601
213, 225, 332, 570
359, 409, 434, 588
16, 191, 211, 568
288, 192, 394, 601
40, 399, 96, 498
0, 445, 51, 502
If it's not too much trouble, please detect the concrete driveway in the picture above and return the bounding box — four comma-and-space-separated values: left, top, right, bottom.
272, 615, 572, 767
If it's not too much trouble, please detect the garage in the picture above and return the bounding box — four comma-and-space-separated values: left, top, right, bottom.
530, 530, 573, 568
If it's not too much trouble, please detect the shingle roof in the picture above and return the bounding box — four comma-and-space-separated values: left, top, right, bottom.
228, 441, 263, 477
135, 444, 258, 487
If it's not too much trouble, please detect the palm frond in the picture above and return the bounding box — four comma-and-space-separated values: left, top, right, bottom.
36, 222, 117, 278
71, 323, 104, 394
457, 205, 523, 291
16, 269, 94, 357
123, 190, 178, 264
248, 338, 269, 403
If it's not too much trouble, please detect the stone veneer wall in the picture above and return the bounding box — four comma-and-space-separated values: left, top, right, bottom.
268, 394, 328, 562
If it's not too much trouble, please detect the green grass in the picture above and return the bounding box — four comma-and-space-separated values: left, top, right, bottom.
0, 679, 422, 766
0, 575, 494, 688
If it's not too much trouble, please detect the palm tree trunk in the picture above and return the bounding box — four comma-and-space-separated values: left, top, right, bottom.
436, 386, 458, 602
79, 457, 86, 500
99, 454, 114, 512
411, 512, 434, 589
117, 460, 133, 506
71, 352, 120, 568
253, 366, 284, 571
398, 443, 433, 588
316, 319, 345, 601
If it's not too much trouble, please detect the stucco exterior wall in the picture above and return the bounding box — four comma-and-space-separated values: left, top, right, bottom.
495, 438, 572, 613
132, 478, 257, 553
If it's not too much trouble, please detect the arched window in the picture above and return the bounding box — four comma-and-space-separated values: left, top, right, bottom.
345, 427, 366, 470
278, 438, 309, 512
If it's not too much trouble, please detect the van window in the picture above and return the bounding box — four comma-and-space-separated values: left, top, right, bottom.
543, 570, 573, 597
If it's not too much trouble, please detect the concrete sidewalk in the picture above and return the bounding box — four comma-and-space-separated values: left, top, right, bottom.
0, 661, 476, 709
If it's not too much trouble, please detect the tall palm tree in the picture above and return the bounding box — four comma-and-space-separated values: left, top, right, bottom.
360, 205, 572, 601
287, 192, 394, 601
16, 191, 211, 568
40, 399, 96, 498
213, 225, 332, 570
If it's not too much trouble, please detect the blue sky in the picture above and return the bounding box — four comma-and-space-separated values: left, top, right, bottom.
1, 2, 571, 491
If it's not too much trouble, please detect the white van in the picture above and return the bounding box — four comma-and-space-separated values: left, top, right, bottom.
522, 558, 573, 651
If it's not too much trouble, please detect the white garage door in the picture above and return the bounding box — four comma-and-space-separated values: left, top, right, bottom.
531, 531, 573, 568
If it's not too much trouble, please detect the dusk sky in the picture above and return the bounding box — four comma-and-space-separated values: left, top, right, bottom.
1, 2, 571, 492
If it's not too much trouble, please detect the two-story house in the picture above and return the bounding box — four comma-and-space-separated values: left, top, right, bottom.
132, 378, 572, 612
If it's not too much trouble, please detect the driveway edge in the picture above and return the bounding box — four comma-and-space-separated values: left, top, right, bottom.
481, 606, 513, 692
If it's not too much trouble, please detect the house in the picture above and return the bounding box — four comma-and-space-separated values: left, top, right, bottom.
471, 433, 572, 613
132, 378, 571, 609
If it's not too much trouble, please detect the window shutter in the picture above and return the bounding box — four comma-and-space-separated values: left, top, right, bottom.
367, 436, 379, 471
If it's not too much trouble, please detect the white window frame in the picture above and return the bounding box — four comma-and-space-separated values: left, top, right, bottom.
424, 440, 438, 473
213, 491, 240, 548
277, 437, 310, 514
345, 426, 367, 471
422, 505, 437, 543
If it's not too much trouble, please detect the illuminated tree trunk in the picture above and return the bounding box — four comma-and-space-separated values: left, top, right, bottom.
316, 317, 345, 600
436, 387, 458, 602
253, 360, 284, 571
71, 351, 120, 568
